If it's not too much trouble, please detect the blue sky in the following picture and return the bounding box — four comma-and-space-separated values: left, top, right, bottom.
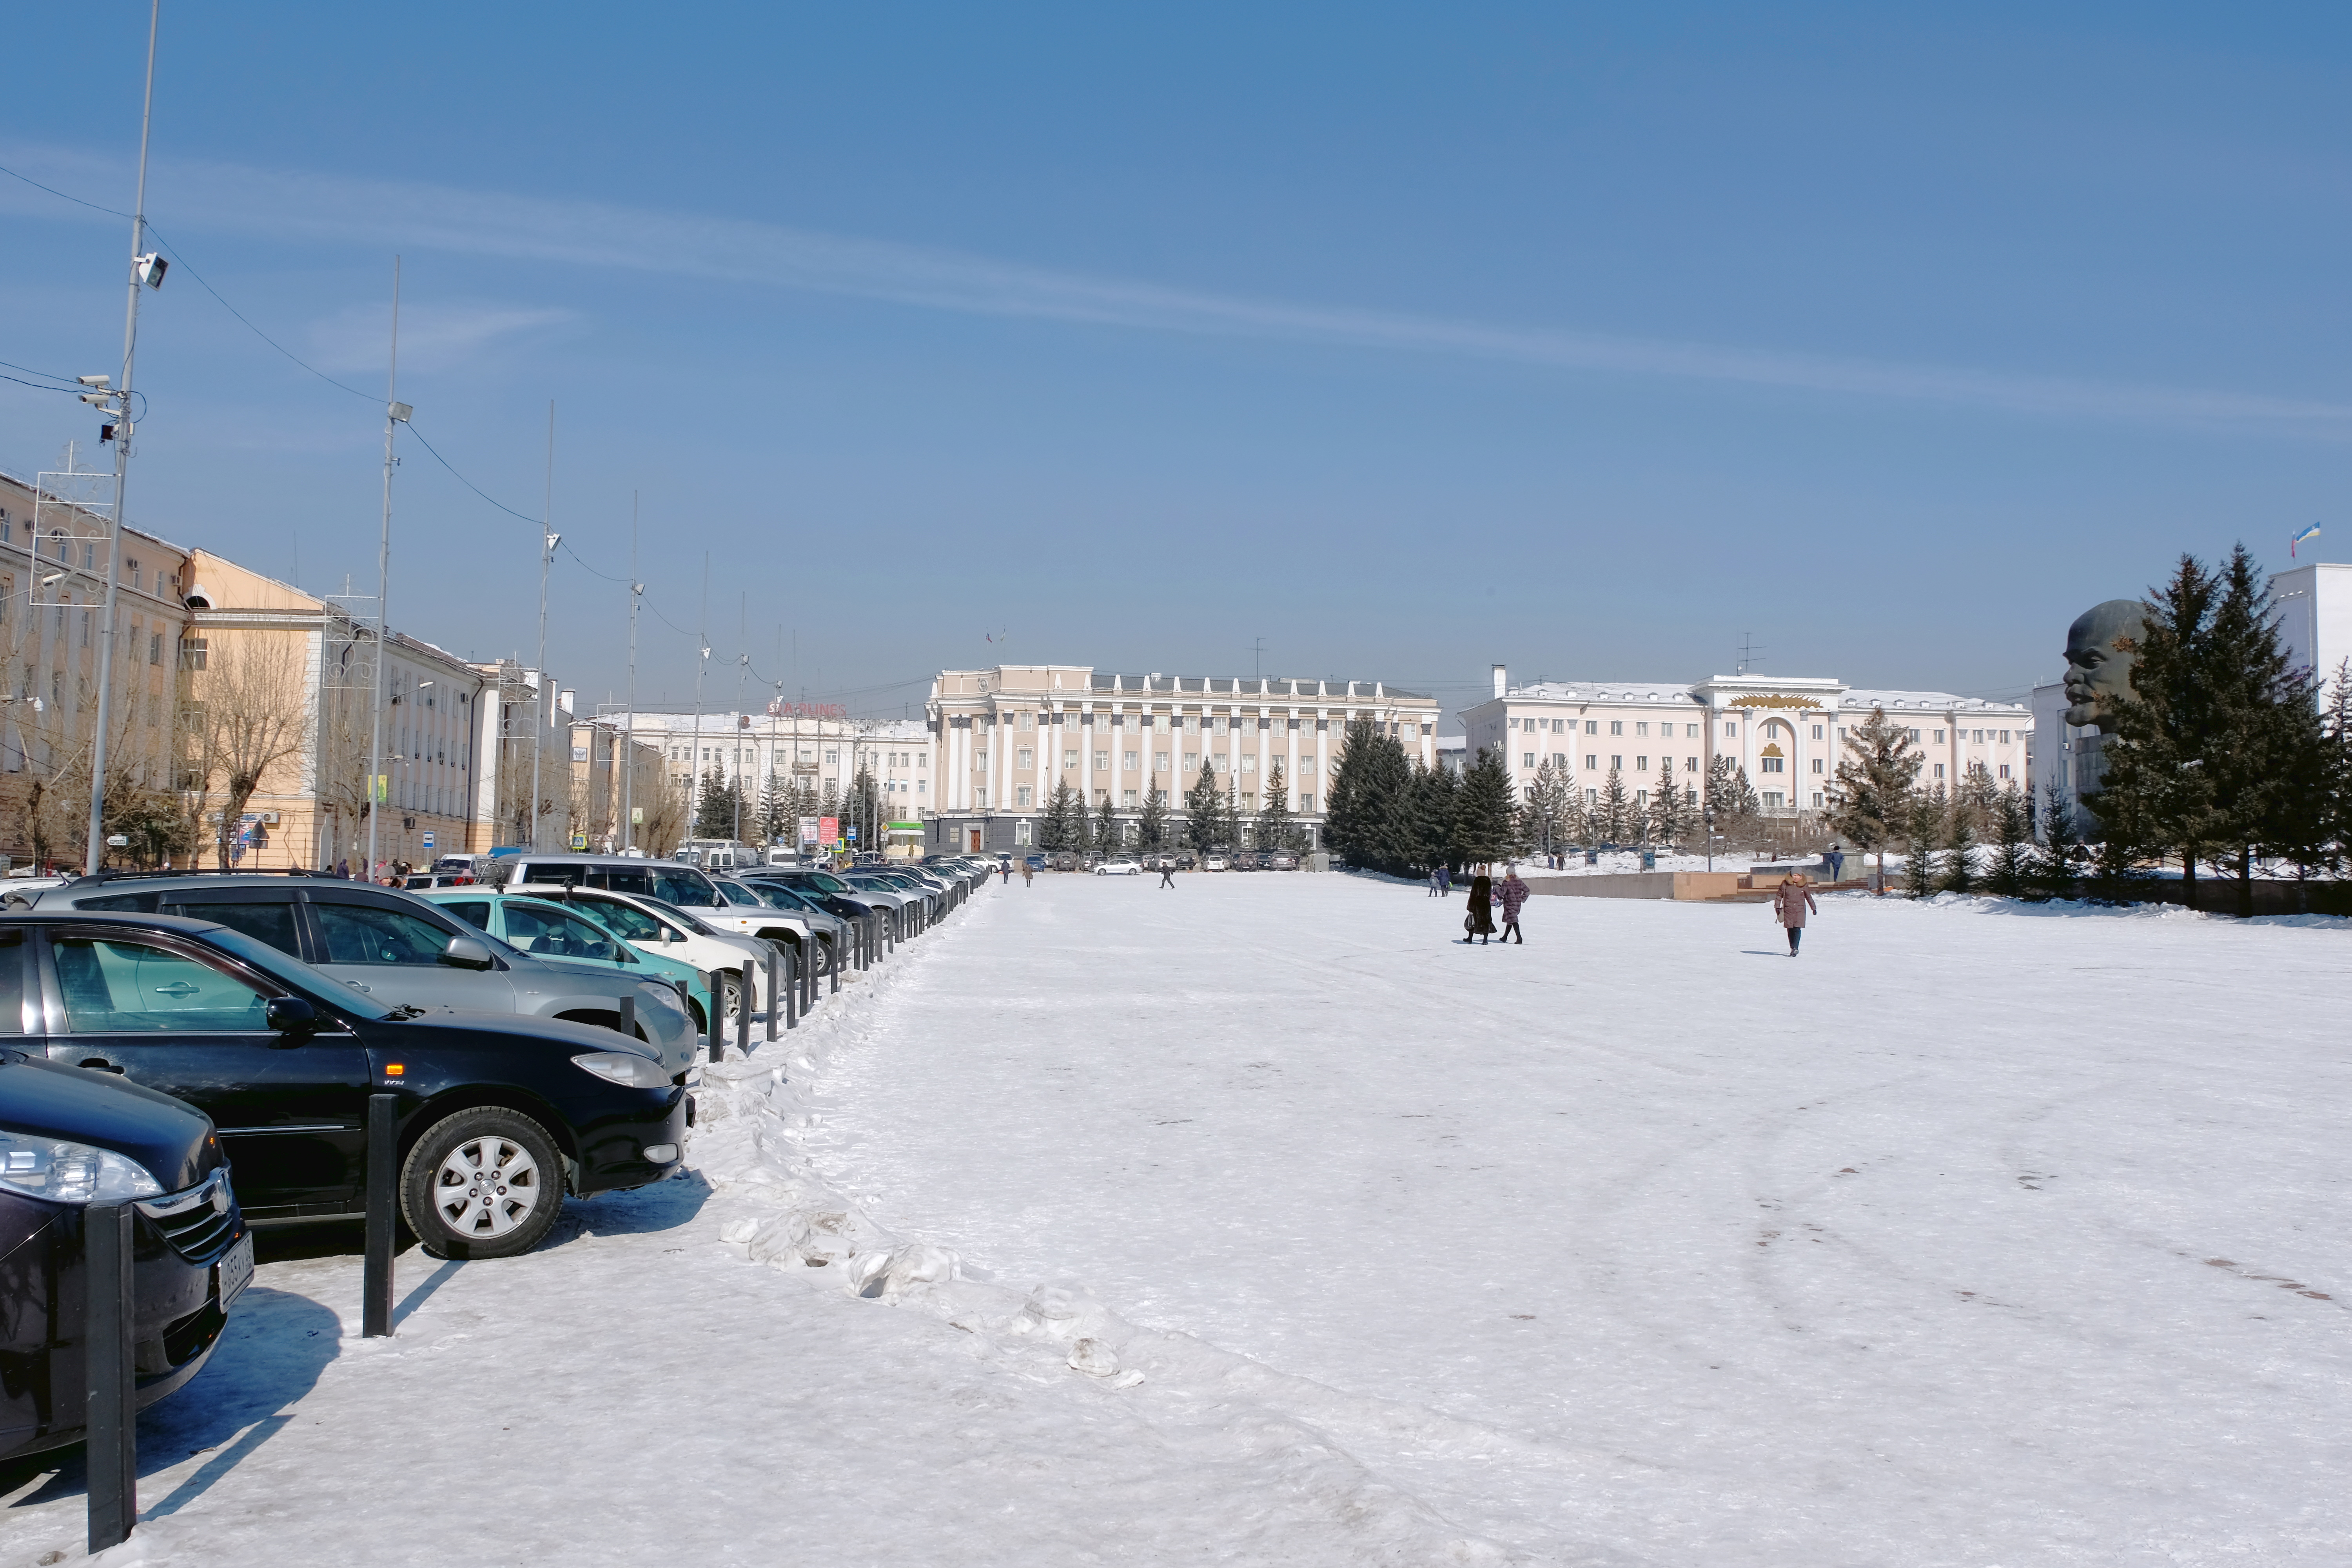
4, 2, 2348, 725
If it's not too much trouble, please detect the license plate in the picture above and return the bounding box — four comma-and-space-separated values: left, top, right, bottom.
216, 1230, 255, 1310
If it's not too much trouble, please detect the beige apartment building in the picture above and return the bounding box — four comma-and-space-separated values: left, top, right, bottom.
565, 717, 677, 854
0, 464, 192, 867
926, 666, 1440, 855
1457, 664, 2031, 822
607, 708, 936, 837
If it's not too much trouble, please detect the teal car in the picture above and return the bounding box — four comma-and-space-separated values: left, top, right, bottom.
421, 890, 721, 1035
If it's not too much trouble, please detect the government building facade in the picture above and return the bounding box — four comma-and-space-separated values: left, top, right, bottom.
926, 665, 1440, 855
1455, 665, 2031, 822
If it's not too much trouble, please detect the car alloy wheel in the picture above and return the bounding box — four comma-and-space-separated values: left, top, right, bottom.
400, 1107, 564, 1259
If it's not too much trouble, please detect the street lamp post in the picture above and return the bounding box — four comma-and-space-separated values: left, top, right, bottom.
82, 0, 165, 876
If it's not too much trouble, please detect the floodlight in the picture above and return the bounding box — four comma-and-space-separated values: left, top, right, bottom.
134, 252, 167, 288
389, 401, 412, 423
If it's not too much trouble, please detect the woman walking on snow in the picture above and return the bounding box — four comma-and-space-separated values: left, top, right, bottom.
1461, 866, 1496, 944
1496, 866, 1528, 944
1774, 873, 1818, 956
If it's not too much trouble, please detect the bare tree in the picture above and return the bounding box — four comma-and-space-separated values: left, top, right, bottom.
187, 636, 314, 869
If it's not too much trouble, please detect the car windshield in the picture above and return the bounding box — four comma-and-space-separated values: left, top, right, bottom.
791, 871, 850, 894
203, 927, 400, 1020
758, 885, 823, 914
570, 895, 669, 943
644, 900, 720, 937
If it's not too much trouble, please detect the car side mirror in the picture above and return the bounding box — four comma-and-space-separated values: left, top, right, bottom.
439, 935, 495, 971
265, 996, 320, 1038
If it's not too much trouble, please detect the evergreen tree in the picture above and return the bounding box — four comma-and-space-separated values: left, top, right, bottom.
1650, 756, 1690, 848
1325, 717, 1418, 872
1703, 753, 1760, 844
1518, 760, 1570, 862
2203, 546, 2323, 914
1139, 782, 1168, 851
1042, 777, 1080, 851
2088, 553, 2220, 897
1903, 792, 1942, 898
1454, 746, 1518, 867
1826, 706, 1922, 877
1985, 783, 2032, 898
754, 770, 788, 843
1942, 789, 1977, 894
2034, 778, 2081, 900
1184, 762, 1223, 855
1094, 791, 1120, 854
1562, 785, 1592, 851
1595, 766, 1633, 844
693, 766, 746, 839
1258, 761, 1296, 853
841, 764, 882, 853
1412, 759, 1460, 874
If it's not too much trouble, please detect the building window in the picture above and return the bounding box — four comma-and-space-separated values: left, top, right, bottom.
79, 610, 91, 647
1907, 729, 1921, 742
1018, 747, 1034, 769
82, 543, 94, 569
1759, 755, 1783, 773
178, 636, 208, 670
1687, 724, 1700, 738
1213, 717, 1228, 736
1811, 724, 1824, 739
1610, 720, 1623, 736
1684, 785, 1698, 804
1155, 750, 1170, 772
1016, 785, 1033, 807
1552, 752, 1566, 768
1811, 759, 1824, 773
1586, 754, 1597, 770
1184, 751, 1199, 772
1635, 722, 1648, 737
1062, 749, 1077, 769
1094, 750, 1109, 770
2000, 730, 2011, 744
1934, 729, 1945, 743
1998, 764, 2011, 779
1585, 788, 1597, 804
1610, 755, 1622, 770
1684, 756, 1698, 771
1933, 763, 1945, 779
1300, 794, 1316, 813
1020, 711, 1034, 730
1300, 753, 1316, 773
1123, 750, 1137, 770
1724, 723, 1738, 739
1240, 754, 1256, 774
975, 750, 988, 771
148, 631, 162, 664
1811, 792, 1825, 808
1635, 755, 1648, 771
1123, 789, 1138, 806
1549, 719, 1563, 733
1761, 791, 1784, 809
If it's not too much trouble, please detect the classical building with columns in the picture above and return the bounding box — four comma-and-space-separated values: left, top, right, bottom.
926, 665, 1440, 855
1456, 665, 2031, 822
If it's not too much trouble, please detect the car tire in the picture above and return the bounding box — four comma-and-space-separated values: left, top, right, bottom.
400, 1107, 565, 1261
720, 969, 745, 1023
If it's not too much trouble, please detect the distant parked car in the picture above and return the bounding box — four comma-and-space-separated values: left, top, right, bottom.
1174, 852, 1198, 871
3, 874, 73, 910
2, 1047, 249, 1461
1024, 855, 1047, 872
1205, 855, 1229, 872
1267, 850, 1301, 870
1050, 852, 1078, 872
1094, 858, 1142, 876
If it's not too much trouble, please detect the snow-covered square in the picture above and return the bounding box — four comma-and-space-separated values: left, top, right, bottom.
4, 873, 2343, 1566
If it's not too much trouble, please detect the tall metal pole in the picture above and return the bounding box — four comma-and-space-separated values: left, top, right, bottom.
365, 258, 403, 882
530, 401, 554, 852
83, 0, 162, 877
733, 593, 747, 844
621, 492, 639, 851
688, 554, 708, 844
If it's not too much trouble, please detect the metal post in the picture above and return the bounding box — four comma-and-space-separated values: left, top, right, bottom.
829, 934, 840, 995
765, 947, 779, 1041
364, 1093, 396, 1338
617, 993, 635, 1037
366, 258, 402, 882
84, 1201, 135, 1552
736, 962, 751, 1053
800, 938, 814, 1013
783, 948, 798, 1030
82, 0, 161, 878
706, 972, 723, 1063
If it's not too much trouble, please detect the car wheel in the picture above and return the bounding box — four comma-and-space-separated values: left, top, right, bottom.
720, 969, 745, 1022
400, 1107, 564, 1260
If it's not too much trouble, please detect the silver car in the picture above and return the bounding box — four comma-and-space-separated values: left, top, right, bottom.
31, 873, 699, 1074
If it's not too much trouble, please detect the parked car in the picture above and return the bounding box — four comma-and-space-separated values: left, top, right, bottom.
3, 909, 688, 1259
3, 873, 74, 910
1024, 855, 1047, 872
1205, 855, 1229, 872
1267, 850, 1301, 871
744, 868, 893, 924
1094, 859, 1142, 876
1049, 852, 1078, 873
403, 853, 494, 889
499, 884, 779, 1025
419, 889, 723, 1033
32, 874, 699, 1076
1174, 852, 1198, 871
1, 1046, 249, 1460
719, 878, 850, 958
838, 870, 936, 922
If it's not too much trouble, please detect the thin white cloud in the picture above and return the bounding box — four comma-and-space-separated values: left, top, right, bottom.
7, 142, 2349, 435
305, 301, 575, 375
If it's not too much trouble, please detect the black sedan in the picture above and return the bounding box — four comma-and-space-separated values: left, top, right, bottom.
1, 1046, 248, 1461
2, 911, 688, 1261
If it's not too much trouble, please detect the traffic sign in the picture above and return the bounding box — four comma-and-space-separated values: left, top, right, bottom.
422, 832, 436, 851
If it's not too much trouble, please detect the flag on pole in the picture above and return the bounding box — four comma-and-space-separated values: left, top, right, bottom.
2291, 523, 2321, 557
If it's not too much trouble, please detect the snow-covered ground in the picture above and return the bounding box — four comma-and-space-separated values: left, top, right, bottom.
2, 874, 2343, 1565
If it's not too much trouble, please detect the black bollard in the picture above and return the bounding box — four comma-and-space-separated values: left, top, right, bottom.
364, 1093, 396, 1338
707, 973, 724, 1063
766, 948, 780, 1042
783, 947, 798, 1029
829, 933, 840, 995
737, 963, 752, 1054
84, 1202, 135, 1552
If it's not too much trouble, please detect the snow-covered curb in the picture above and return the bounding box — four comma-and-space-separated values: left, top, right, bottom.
682, 894, 1530, 1563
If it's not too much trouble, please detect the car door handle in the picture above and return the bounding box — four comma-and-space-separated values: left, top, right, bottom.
78, 1058, 125, 1074
153, 981, 201, 998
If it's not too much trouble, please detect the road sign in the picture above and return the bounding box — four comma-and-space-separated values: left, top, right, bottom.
798, 815, 819, 850
631, 806, 644, 825
422, 832, 435, 851
819, 815, 838, 846
846, 826, 858, 842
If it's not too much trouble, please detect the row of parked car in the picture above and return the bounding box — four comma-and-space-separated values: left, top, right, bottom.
0, 851, 999, 1464
1024, 849, 1303, 874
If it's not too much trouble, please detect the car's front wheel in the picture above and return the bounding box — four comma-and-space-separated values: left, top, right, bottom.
400, 1107, 564, 1260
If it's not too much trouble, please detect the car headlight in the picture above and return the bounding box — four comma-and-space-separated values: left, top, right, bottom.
572, 1051, 675, 1089
637, 983, 686, 1018
0, 1132, 163, 1204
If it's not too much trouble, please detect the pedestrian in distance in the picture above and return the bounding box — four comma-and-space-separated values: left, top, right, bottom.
1825, 844, 1846, 884
1497, 865, 1529, 944
1428, 867, 1442, 897
1461, 865, 1496, 944
1440, 865, 1453, 896
1022, 862, 1034, 887
1775, 873, 1818, 956
1160, 862, 1176, 888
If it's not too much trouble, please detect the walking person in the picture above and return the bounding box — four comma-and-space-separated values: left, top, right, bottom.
1497, 865, 1529, 944
1461, 866, 1496, 945
1021, 861, 1034, 887
1000, 860, 1012, 884
1774, 873, 1818, 956
1160, 860, 1176, 888
1439, 865, 1453, 896
1428, 867, 1442, 897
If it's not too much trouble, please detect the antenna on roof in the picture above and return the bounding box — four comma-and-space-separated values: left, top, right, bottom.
1737, 632, 1765, 676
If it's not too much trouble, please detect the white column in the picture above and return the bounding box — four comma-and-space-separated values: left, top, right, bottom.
1080, 704, 1093, 805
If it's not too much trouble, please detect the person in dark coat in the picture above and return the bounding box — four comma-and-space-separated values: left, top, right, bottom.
1774, 874, 1819, 955
1160, 861, 1176, 888
1461, 867, 1496, 944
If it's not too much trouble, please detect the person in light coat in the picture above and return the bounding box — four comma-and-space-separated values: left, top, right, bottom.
1496, 866, 1530, 944
1774, 873, 1818, 956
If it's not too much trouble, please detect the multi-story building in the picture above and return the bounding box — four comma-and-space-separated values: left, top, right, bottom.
601, 708, 936, 842
564, 717, 672, 854
0, 464, 192, 865
1457, 664, 2031, 820
925, 665, 1441, 855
